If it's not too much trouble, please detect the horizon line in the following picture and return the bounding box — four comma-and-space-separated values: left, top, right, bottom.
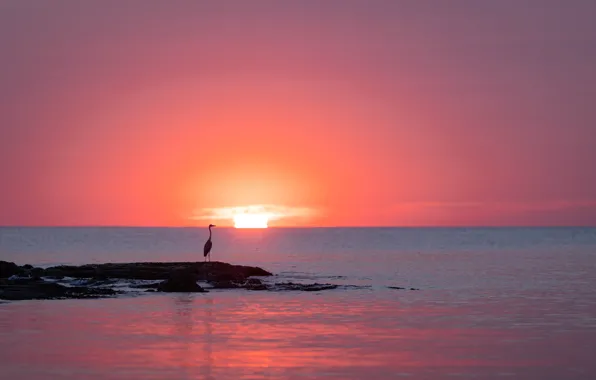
1, 225, 595, 229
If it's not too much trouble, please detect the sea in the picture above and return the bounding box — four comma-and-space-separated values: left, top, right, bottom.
1, 227, 595, 379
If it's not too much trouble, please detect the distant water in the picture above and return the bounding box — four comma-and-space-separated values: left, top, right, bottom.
1, 227, 596, 379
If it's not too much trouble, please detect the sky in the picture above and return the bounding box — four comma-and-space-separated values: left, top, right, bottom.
1, 0, 595, 227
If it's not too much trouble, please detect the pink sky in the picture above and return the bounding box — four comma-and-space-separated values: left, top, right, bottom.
1, 1, 595, 226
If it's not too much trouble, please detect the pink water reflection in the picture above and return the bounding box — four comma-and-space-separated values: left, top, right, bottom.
0, 291, 594, 379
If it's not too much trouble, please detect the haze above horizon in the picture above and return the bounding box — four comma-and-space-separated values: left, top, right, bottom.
1, 1, 595, 227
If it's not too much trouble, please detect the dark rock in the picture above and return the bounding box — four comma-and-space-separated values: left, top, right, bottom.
200, 262, 272, 283
0, 280, 118, 301
0, 261, 19, 278
240, 265, 272, 278
2, 261, 276, 300
210, 281, 240, 289
209, 272, 243, 283
209, 277, 268, 290
272, 282, 338, 292
30, 267, 44, 279
157, 280, 206, 293
42, 261, 272, 282
157, 269, 207, 293
388, 286, 420, 291
92, 269, 109, 281
210, 281, 241, 289
245, 278, 263, 286
341, 285, 371, 290
15, 265, 44, 279
246, 284, 268, 291
244, 278, 267, 291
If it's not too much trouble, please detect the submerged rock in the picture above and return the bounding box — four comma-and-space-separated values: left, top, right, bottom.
272, 282, 338, 291
387, 286, 420, 291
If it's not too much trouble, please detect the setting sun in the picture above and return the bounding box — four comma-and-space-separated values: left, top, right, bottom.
233, 213, 269, 228
193, 204, 314, 227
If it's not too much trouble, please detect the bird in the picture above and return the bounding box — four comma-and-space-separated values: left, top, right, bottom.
203, 224, 216, 262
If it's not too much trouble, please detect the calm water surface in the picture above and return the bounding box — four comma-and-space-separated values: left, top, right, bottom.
1, 227, 596, 379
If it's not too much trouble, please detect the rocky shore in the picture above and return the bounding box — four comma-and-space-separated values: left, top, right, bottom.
0, 260, 348, 301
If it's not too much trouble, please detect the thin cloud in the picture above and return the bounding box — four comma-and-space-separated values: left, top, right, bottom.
391, 200, 596, 212
190, 204, 317, 222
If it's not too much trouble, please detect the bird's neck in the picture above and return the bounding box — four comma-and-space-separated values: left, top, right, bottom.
208, 226, 212, 239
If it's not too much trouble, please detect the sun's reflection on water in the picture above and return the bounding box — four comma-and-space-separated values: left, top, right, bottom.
0, 290, 595, 379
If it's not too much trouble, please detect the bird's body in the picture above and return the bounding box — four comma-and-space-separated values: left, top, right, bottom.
203, 224, 215, 262
203, 240, 212, 260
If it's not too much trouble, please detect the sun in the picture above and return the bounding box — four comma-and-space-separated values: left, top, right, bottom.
233, 213, 269, 228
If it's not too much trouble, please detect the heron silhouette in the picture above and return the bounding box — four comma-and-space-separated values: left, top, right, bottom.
203, 224, 216, 262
